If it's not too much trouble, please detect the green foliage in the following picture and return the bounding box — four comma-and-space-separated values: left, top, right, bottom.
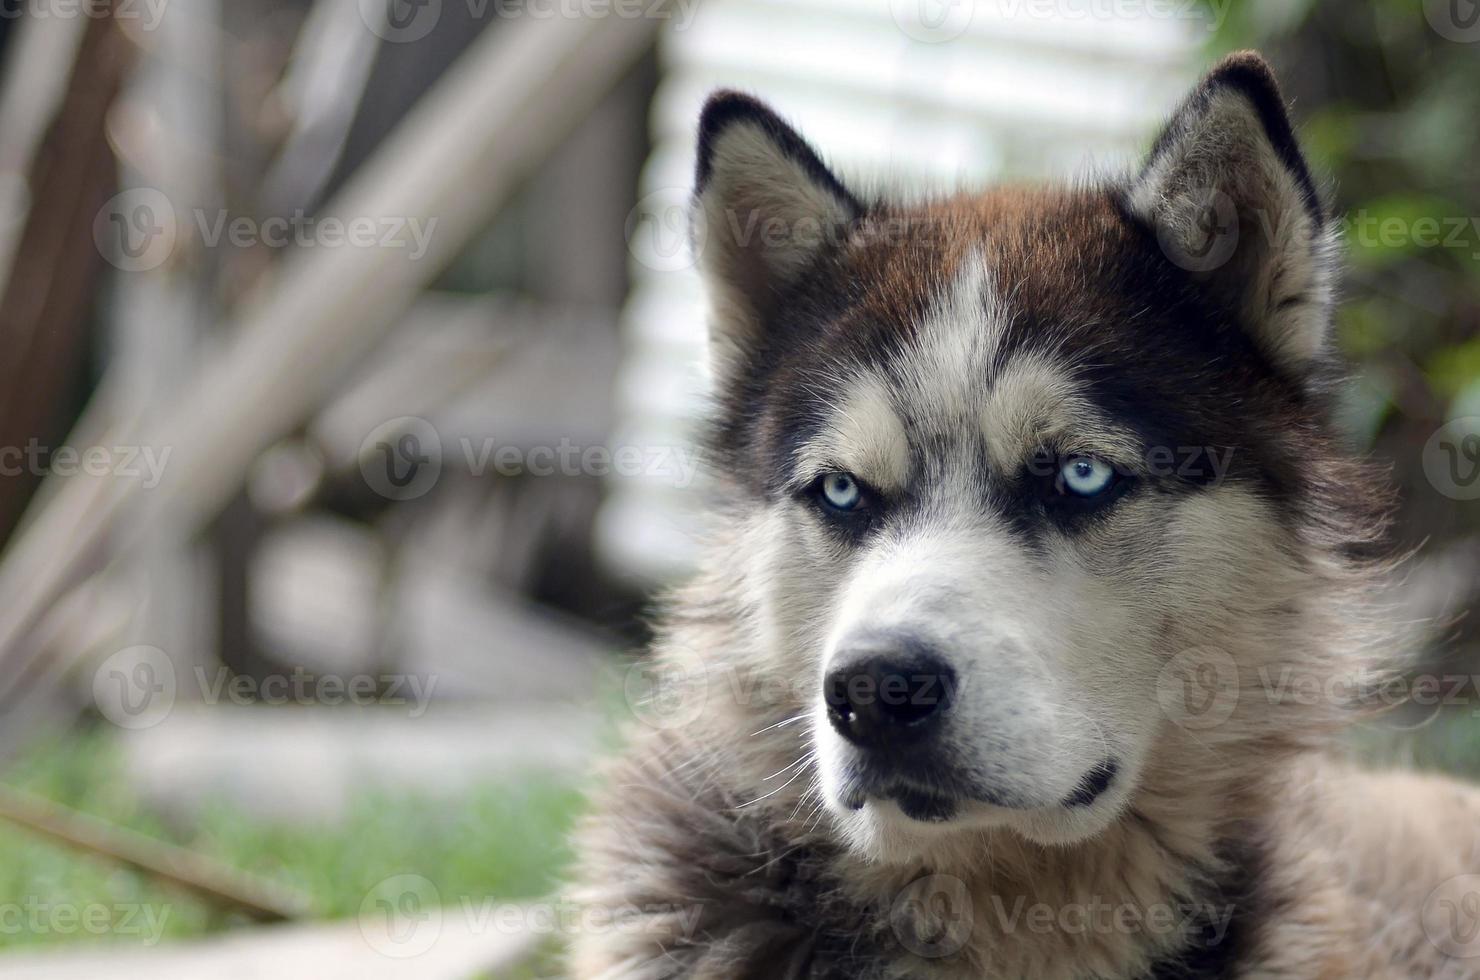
1197, 0, 1480, 769
1202, 1, 1480, 549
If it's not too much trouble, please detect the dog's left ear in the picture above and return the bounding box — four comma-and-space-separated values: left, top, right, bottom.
1128, 51, 1334, 376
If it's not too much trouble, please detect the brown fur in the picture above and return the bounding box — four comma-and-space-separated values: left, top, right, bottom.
569, 54, 1480, 980
571, 526, 1480, 978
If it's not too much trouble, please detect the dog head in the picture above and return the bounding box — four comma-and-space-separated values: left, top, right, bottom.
692, 53, 1376, 862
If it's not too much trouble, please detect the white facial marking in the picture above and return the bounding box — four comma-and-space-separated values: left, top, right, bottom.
979, 352, 1142, 477
795, 372, 911, 493
790, 255, 1189, 861
891, 250, 1004, 428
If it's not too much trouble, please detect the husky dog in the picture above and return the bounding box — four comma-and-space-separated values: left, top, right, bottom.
572, 53, 1480, 978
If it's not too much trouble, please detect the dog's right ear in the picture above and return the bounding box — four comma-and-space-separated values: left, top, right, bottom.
693, 92, 861, 376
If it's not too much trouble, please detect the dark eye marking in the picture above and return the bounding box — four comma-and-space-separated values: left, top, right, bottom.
1025, 449, 1137, 523
801, 470, 884, 539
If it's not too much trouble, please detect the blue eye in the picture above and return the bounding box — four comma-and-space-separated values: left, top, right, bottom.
820, 472, 863, 511
1059, 457, 1116, 497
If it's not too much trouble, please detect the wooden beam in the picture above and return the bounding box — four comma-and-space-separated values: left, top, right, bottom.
0, 12, 658, 707
0, 784, 308, 922
0, 7, 134, 545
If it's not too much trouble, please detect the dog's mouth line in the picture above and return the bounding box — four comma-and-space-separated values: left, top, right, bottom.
1062, 760, 1120, 809
841, 776, 1033, 821
843, 783, 960, 822
839, 758, 1123, 822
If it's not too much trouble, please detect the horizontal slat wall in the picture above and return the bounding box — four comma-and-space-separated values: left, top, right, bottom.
599, 0, 1201, 582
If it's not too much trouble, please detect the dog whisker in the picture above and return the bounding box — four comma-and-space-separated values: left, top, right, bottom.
750, 713, 808, 737
735, 755, 815, 809
761, 754, 813, 782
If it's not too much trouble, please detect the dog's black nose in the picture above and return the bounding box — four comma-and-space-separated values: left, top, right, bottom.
824, 647, 956, 749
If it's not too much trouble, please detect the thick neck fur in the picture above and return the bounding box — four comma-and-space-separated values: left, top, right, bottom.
641, 511, 1377, 980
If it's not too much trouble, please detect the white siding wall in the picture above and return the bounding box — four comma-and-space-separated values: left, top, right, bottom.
600, 0, 1207, 583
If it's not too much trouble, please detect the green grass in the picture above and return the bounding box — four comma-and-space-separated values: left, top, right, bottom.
1351, 710, 1480, 784
0, 727, 586, 953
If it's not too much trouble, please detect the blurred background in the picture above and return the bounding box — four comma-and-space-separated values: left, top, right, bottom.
0, 0, 1474, 976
